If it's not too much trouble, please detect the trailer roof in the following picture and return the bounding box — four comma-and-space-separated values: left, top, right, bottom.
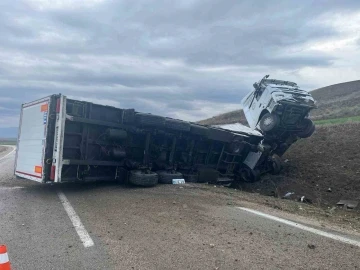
214, 123, 263, 137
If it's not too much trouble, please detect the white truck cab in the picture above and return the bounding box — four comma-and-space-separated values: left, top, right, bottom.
241, 75, 316, 138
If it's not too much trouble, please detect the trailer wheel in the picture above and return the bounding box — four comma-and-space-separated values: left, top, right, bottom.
270, 154, 282, 174
259, 113, 280, 132
157, 171, 184, 184
297, 119, 315, 138
129, 170, 158, 187
238, 166, 260, 183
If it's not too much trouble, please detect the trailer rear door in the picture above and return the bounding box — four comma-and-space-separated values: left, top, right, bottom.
15, 97, 52, 182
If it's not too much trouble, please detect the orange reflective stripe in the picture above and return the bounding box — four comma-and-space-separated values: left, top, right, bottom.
35, 166, 42, 174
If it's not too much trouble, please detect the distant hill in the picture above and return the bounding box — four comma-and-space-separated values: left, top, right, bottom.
0, 137, 16, 145
198, 80, 360, 125
310, 80, 360, 120
198, 109, 248, 126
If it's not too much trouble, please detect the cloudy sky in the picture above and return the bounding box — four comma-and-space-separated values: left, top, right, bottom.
1, 0, 360, 137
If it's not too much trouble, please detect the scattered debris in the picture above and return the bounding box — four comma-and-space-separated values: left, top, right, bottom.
336, 200, 359, 209
282, 192, 295, 199
307, 244, 316, 249
299, 196, 312, 204
172, 179, 185, 184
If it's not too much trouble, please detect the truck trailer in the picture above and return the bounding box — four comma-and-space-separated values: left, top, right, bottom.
14, 94, 280, 186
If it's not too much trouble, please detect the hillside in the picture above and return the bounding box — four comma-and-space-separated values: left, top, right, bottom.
198, 109, 248, 126
237, 122, 360, 210
198, 80, 360, 125
310, 80, 360, 120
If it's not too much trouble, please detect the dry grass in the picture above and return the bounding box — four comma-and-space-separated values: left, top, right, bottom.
197, 109, 248, 126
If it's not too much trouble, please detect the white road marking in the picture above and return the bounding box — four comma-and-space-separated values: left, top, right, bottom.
57, 191, 94, 248
238, 207, 360, 248
0, 186, 24, 190
0, 146, 16, 161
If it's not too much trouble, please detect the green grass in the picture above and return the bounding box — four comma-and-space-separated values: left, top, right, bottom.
314, 115, 360, 125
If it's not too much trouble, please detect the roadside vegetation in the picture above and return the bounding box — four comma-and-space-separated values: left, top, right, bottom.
0, 139, 17, 145
314, 115, 360, 125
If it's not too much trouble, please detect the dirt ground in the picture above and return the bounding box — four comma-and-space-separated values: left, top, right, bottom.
236, 122, 360, 219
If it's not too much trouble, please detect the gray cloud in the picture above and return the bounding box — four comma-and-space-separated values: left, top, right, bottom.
1, 0, 360, 136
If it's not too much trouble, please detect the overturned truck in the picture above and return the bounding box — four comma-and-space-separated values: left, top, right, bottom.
14, 77, 316, 186
14, 95, 275, 185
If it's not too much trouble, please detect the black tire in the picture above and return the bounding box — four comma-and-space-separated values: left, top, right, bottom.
270, 154, 282, 174
297, 119, 315, 138
129, 170, 158, 187
259, 113, 280, 132
184, 174, 198, 183
238, 166, 260, 183
197, 168, 219, 183
274, 143, 288, 157
157, 171, 183, 184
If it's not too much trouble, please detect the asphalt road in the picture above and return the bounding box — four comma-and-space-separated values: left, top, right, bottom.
1, 146, 359, 270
